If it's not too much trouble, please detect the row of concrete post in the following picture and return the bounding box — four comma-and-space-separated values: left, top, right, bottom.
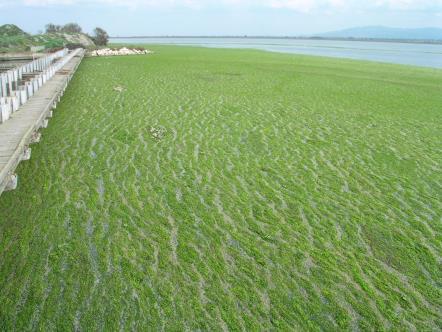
0, 48, 85, 195
0, 49, 80, 124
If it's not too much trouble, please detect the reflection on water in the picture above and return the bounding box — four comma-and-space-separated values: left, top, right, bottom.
110, 37, 442, 68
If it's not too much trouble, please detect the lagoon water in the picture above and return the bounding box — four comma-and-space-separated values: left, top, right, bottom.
110, 37, 442, 69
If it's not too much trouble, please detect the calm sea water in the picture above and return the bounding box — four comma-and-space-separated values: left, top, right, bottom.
110, 37, 442, 69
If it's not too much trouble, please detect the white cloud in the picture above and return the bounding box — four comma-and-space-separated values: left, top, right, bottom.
267, 0, 316, 12
5, 0, 442, 12
375, 0, 442, 10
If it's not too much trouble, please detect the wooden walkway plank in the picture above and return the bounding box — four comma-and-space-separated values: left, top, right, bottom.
0, 49, 84, 195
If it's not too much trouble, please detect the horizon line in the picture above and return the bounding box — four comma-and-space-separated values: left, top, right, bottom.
109, 35, 442, 44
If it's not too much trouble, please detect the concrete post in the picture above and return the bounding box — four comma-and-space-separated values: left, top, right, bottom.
4, 174, 18, 192
7, 72, 13, 97
27, 83, 33, 97
33, 79, 39, 93
20, 88, 28, 105
0, 74, 5, 97
30, 132, 42, 144
0, 102, 11, 123
21, 147, 32, 161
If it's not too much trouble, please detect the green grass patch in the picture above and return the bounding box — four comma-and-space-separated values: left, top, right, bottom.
0, 45, 441, 330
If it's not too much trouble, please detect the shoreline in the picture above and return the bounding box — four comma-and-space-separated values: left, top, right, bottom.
110, 36, 442, 45
108, 41, 442, 70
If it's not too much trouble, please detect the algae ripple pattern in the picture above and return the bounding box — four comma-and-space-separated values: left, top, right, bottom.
0, 46, 441, 330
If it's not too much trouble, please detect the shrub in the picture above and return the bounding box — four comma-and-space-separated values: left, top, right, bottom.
92, 27, 109, 46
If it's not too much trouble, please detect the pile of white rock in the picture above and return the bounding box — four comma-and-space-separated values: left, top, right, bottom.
90, 47, 153, 57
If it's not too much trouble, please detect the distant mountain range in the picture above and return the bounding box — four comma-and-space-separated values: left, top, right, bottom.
316, 26, 442, 40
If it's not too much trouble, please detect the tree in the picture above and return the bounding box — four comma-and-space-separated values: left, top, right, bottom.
62, 23, 82, 34
45, 23, 62, 33
92, 27, 109, 46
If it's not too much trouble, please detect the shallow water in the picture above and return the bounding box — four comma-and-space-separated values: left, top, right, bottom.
110, 37, 442, 68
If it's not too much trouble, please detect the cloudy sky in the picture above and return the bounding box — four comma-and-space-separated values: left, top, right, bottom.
1, 0, 442, 36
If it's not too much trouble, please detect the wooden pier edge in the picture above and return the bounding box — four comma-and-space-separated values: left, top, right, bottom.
0, 49, 85, 196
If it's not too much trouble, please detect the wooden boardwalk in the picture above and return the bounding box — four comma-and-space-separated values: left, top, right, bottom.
0, 49, 84, 196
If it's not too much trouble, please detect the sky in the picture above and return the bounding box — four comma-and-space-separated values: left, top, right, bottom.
1, 0, 442, 36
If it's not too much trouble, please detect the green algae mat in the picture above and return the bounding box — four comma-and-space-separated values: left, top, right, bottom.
0, 45, 441, 330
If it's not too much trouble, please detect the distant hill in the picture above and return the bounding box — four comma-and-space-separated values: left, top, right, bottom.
0, 24, 28, 38
0, 24, 95, 53
316, 26, 442, 41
